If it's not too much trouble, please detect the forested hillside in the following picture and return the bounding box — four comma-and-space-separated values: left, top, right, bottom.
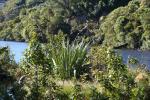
0, 0, 150, 49
0, 0, 130, 42
101, 0, 150, 49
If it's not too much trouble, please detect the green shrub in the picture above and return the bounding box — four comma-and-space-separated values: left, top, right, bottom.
90, 46, 150, 99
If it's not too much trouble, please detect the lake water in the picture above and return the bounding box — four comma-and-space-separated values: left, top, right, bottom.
116, 49, 150, 70
0, 41, 150, 69
0, 41, 28, 62
0, 3, 4, 8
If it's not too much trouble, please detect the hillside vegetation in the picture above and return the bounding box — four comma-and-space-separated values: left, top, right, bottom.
0, 0, 130, 42
101, 0, 150, 50
1, 0, 150, 50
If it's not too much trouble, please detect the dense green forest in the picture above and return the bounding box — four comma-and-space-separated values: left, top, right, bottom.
0, 0, 150, 99
0, 0, 150, 49
0, 0, 130, 43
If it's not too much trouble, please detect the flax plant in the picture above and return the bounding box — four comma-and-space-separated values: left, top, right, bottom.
51, 40, 89, 79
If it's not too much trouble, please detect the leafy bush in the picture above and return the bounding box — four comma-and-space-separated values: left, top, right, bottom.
0, 47, 21, 99
22, 32, 89, 80
90, 46, 150, 99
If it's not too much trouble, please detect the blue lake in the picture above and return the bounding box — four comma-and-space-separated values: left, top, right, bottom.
0, 41, 28, 63
0, 41, 150, 69
116, 49, 150, 69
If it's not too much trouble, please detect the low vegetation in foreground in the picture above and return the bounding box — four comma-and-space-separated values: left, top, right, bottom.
0, 34, 150, 100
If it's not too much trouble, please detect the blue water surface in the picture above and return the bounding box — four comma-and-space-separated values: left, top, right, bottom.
0, 41, 28, 63
116, 49, 150, 70
0, 41, 150, 70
